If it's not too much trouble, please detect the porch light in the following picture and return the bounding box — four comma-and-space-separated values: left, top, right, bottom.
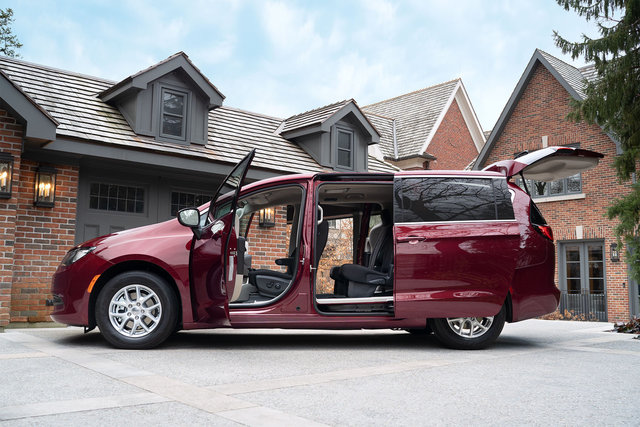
258, 207, 275, 227
610, 243, 620, 262
34, 166, 57, 207
0, 153, 13, 199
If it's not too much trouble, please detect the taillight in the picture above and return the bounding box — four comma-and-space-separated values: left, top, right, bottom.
534, 224, 554, 241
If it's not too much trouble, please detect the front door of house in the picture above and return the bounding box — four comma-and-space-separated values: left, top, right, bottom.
559, 241, 607, 321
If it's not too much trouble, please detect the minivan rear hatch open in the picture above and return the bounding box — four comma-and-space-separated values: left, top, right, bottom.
482, 146, 604, 181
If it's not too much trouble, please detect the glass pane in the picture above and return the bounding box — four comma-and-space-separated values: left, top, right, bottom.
567, 278, 581, 294
550, 179, 564, 195
567, 174, 581, 193
567, 262, 581, 278
565, 246, 581, 262
588, 245, 603, 261
338, 149, 351, 167
493, 178, 515, 220
590, 278, 604, 294
532, 181, 547, 197
338, 131, 351, 150
163, 92, 184, 116
395, 178, 495, 222
162, 115, 183, 137
589, 261, 603, 278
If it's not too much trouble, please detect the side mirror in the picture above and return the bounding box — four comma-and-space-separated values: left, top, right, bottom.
178, 208, 203, 239
178, 208, 200, 228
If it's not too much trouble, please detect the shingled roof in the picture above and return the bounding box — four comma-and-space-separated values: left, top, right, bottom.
0, 55, 394, 174
281, 100, 352, 134
363, 79, 460, 160
474, 49, 619, 169
280, 99, 380, 144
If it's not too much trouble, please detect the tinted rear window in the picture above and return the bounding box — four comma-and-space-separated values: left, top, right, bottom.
394, 177, 515, 223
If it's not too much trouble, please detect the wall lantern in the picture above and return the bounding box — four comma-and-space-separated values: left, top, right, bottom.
0, 152, 14, 199
34, 166, 57, 207
258, 207, 275, 227
610, 243, 620, 263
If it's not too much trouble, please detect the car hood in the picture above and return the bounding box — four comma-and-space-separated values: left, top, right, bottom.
483, 146, 604, 181
79, 218, 189, 251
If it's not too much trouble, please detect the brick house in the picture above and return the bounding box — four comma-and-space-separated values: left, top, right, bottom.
363, 79, 485, 170
0, 53, 485, 327
475, 49, 638, 322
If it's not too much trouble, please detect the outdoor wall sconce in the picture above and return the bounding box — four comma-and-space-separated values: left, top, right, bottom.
258, 207, 275, 227
34, 166, 57, 207
610, 243, 620, 262
0, 152, 14, 199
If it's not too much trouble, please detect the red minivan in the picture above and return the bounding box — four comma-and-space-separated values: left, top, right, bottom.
50, 147, 603, 349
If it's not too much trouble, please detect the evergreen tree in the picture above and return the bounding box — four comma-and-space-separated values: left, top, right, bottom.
0, 8, 22, 58
554, 0, 640, 281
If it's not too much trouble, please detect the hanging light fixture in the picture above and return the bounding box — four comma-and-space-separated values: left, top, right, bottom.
0, 153, 14, 199
258, 207, 275, 227
34, 166, 57, 207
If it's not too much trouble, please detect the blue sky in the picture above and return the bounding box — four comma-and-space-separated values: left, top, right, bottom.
9, 0, 599, 131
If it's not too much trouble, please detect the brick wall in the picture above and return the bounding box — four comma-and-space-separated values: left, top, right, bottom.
0, 109, 22, 327
0, 107, 79, 325
11, 160, 78, 322
478, 63, 633, 322
428, 99, 478, 170
245, 206, 289, 273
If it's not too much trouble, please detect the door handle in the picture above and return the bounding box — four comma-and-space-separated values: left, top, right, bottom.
396, 236, 426, 243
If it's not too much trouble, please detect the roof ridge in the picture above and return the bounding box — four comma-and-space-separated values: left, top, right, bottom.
363, 111, 395, 121
283, 99, 352, 122
0, 54, 116, 84
363, 78, 461, 109
536, 49, 582, 71
216, 105, 284, 121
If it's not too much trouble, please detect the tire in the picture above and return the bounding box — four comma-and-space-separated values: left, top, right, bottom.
95, 271, 178, 349
429, 305, 506, 350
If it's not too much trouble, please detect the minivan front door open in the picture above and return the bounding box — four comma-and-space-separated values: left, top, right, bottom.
188, 149, 255, 326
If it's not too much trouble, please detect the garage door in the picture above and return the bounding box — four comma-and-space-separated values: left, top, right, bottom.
75, 164, 214, 245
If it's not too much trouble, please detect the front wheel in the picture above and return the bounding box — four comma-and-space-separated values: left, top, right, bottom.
95, 271, 178, 349
429, 305, 506, 350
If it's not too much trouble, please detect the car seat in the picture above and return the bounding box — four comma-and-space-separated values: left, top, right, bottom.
330, 210, 394, 297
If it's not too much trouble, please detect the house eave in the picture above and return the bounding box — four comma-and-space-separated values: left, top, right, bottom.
0, 69, 58, 142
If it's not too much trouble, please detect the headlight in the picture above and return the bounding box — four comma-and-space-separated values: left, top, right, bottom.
61, 247, 95, 266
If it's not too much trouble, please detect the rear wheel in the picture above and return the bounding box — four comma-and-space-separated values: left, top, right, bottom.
95, 271, 178, 349
429, 305, 506, 350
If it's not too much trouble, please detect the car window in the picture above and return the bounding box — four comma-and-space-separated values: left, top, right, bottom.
394, 177, 514, 223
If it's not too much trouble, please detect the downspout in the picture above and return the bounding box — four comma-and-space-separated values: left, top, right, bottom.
392, 119, 398, 159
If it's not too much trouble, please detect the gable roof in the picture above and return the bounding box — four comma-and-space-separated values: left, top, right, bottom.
280, 99, 380, 143
475, 49, 620, 168
0, 68, 58, 141
99, 52, 224, 109
0, 55, 396, 175
362, 79, 485, 160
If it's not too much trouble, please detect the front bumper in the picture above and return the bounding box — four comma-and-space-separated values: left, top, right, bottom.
49, 252, 112, 327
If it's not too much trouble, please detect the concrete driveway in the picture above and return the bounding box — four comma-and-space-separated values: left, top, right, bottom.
0, 320, 638, 426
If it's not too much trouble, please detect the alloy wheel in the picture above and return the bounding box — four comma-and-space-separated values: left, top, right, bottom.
446, 316, 494, 338
108, 284, 162, 338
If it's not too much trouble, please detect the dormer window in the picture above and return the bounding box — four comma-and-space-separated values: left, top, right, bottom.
161, 88, 188, 140
337, 128, 354, 169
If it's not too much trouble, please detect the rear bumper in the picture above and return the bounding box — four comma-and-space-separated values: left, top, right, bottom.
510, 261, 559, 322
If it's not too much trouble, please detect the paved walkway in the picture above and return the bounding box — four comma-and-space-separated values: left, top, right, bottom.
0, 320, 638, 426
